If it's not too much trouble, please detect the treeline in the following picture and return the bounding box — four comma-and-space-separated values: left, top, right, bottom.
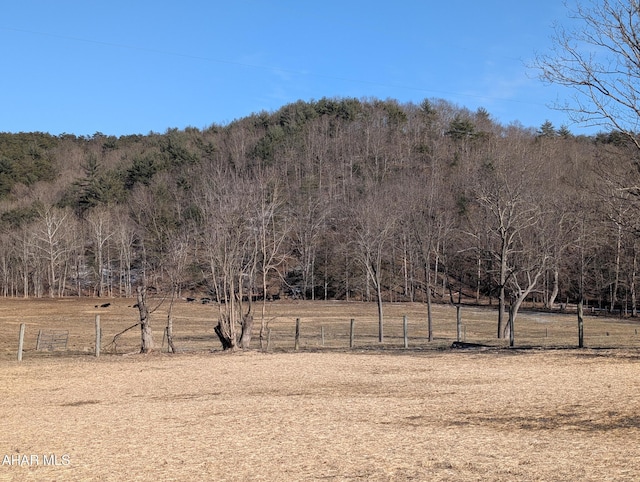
0, 98, 637, 324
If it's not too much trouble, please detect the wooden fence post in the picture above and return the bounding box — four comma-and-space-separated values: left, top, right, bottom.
456, 305, 462, 342
95, 315, 101, 358
321, 326, 325, 347
350, 319, 355, 349
403, 315, 408, 348
17, 323, 25, 362
294, 318, 300, 350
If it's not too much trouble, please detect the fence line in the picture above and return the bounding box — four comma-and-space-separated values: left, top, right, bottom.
8, 305, 640, 360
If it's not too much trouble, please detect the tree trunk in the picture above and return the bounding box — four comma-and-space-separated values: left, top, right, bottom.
239, 313, 254, 349
403, 243, 409, 299
508, 303, 515, 347
577, 299, 584, 348
426, 263, 433, 342
632, 245, 638, 317
498, 284, 506, 339
166, 286, 177, 353
611, 223, 622, 313
476, 255, 481, 304
260, 259, 268, 350
214, 276, 239, 351
137, 285, 154, 353
548, 267, 559, 309
505, 268, 543, 343
238, 275, 254, 349
166, 316, 176, 353
497, 235, 508, 339
214, 314, 235, 350
228, 278, 238, 348
375, 272, 384, 343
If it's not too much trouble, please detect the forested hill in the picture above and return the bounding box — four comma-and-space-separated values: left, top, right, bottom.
0, 97, 636, 315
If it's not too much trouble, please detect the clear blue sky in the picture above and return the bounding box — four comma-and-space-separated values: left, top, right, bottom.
0, 1, 591, 137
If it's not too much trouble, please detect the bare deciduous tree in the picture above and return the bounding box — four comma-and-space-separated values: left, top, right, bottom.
255, 178, 289, 350
536, 0, 640, 143
114, 208, 136, 297
199, 170, 258, 351
31, 206, 71, 297
164, 231, 192, 353
86, 207, 115, 297
290, 190, 329, 301
349, 182, 397, 343
474, 138, 547, 339
136, 284, 154, 353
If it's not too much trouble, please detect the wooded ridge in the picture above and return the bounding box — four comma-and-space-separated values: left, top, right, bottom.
0, 97, 636, 325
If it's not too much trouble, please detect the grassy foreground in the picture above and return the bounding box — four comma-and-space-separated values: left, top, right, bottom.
1, 349, 639, 481
1, 299, 639, 480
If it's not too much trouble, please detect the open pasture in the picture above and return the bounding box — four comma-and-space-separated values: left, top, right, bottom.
1, 342, 639, 480
0, 298, 639, 359
0, 299, 640, 480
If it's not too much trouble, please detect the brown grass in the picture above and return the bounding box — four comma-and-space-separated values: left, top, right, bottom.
1, 299, 640, 480
1, 297, 639, 358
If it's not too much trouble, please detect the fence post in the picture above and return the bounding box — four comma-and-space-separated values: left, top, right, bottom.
294, 318, 300, 350
350, 319, 355, 349
17, 323, 25, 362
95, 315, 101, 358
403, 315, 408, 348
321, 326, 325, 347
456, 305, 462, 342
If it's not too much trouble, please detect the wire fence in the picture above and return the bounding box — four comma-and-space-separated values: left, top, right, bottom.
3, 299, 640, 361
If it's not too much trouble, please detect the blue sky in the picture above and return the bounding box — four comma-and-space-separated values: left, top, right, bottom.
0, 1, 591, 137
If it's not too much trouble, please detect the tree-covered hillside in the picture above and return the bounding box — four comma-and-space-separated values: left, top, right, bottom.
0, 97, 637, 343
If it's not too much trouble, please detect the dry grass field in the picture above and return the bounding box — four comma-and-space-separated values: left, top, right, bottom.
1, 297, 639, 358
1, 298, 640, 481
